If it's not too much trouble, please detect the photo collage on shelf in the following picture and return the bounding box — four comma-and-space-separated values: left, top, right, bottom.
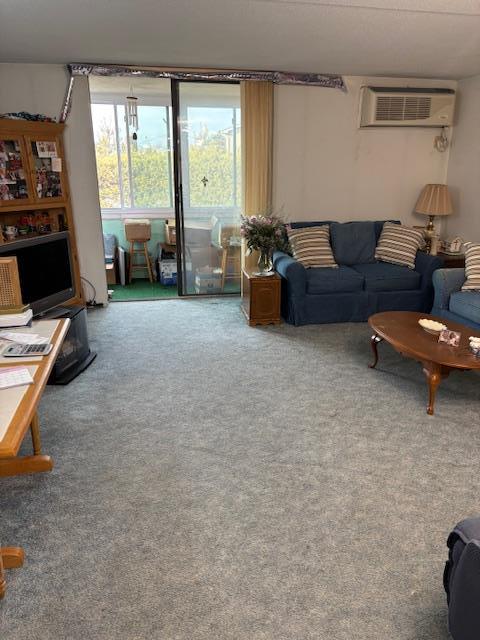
0, 139, 29, 201
33, 140, 62, 199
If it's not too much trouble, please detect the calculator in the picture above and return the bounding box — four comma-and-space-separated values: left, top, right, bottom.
3, 343, 53, 357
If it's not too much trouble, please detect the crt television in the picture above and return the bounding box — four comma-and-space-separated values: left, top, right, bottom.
0, 231, 75, 316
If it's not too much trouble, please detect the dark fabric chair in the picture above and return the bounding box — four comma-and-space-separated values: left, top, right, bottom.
445, 517, 480, 640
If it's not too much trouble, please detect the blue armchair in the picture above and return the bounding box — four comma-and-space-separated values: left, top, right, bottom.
432, 269, 480, 330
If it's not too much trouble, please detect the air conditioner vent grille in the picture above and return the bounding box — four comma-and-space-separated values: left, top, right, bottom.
375, 96, 432, 121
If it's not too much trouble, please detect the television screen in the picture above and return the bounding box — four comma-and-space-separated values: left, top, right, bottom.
0, 231, 74, 315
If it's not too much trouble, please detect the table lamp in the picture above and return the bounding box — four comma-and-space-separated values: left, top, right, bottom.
414, 184, 453, 253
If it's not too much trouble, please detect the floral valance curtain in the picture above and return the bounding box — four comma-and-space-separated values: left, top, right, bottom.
61, 64, 345, 122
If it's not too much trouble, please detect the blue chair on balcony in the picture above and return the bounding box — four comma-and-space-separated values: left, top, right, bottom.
432, 268, 480, 331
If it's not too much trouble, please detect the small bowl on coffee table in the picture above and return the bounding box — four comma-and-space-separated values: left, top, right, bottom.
418, 318, 447, 335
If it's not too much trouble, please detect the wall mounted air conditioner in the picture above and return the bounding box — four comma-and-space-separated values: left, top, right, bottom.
359, 87, 455, 127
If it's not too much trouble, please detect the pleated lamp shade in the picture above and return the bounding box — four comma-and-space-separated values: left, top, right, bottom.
414, 184, 453, 217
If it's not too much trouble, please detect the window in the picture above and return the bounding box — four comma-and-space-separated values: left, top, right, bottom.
91, 102, 173, 214
90, 93, 242, 219
181, 106, 241, 212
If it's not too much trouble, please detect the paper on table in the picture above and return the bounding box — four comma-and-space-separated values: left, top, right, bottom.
0, 365, 39, 441
0, 366, 34, 389
0, 331, 48, 345
0, 308, 33, 328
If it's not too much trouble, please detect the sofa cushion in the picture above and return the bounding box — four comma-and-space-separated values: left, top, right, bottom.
306, 266, 364, 294
449, 291, 480, 324
374, 220, 400, 242
330, 221, 376, 266
290, 221, 399, 235
375, 222, 424, 269
287, 225, 337, 268
352, 262, 421, 291
461, 243, 480, 291
290, 221, 333, 229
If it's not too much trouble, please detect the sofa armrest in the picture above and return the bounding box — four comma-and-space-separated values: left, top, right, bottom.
415, 251, 443, 288
273, 251, 307, 296
432, 268, 466, 311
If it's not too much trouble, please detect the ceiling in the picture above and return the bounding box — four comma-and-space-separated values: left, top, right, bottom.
1, 0, 480, 79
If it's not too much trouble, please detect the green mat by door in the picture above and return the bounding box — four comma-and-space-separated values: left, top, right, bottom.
109, 279, 178, 301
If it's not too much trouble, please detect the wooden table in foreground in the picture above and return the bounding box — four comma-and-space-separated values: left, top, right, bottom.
0, 318, 70, 598
368, 311, 480, 416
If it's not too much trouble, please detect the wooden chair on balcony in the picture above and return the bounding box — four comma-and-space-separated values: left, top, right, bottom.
124, 219, 154, 284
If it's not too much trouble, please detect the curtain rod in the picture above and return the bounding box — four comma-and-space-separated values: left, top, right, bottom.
60, 63, 345, 122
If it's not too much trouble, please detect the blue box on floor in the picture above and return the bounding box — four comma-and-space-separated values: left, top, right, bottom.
159, 259, 177, 286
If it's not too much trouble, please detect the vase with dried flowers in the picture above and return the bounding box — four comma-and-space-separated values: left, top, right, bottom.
240, 213, 289, 275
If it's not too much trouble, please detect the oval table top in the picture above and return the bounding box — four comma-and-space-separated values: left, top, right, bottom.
368, 311, 480, 371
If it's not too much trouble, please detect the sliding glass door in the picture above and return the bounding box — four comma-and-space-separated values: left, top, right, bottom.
172, 81, 242, 295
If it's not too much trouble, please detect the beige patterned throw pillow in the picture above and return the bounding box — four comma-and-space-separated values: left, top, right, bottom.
375, 222, 424, 269
287, 225, 337, 268
461, 243, 480, 291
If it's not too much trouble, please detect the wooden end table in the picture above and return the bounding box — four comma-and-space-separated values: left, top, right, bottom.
437, 251, 465, 269
241, 269, 281, 326
368, 311, 480, 415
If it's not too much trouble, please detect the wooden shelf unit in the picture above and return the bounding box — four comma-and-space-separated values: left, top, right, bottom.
0, 119, 83, 305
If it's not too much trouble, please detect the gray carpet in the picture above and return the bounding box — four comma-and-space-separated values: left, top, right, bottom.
1, 298, 479, 640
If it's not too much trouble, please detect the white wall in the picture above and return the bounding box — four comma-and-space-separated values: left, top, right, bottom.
0, 64, 108, 304
445, 74, 480, 243
273, 76, 456, 230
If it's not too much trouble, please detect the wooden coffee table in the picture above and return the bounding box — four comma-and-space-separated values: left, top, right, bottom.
368, 311, 480, 415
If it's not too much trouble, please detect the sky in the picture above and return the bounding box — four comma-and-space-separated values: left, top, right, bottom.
91, 104, 240, 151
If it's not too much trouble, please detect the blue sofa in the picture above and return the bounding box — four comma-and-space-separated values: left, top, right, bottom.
432, 268, 480, 331
273, 220, 442, 326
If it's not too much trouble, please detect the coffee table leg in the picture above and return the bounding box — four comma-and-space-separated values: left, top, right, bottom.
369, 334, 383, 368
422, 362, 443, 415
